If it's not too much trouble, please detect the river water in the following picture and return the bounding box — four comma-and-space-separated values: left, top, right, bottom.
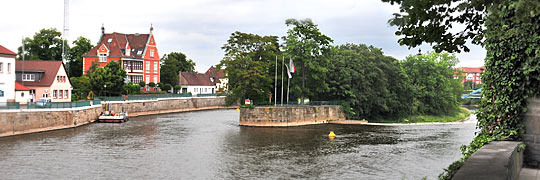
0, 110, 477, 179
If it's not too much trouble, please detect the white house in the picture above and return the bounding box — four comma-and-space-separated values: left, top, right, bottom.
205, 66, 228, 92
15, 82, 31, 104
0, 45, 16, 102
178, 71, 216, 95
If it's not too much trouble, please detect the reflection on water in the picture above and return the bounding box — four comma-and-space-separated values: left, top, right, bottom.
0, 110, 476, 179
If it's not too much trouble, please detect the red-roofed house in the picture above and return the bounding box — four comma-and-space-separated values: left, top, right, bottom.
15, 82, 31, 104
83, 25, 160, 85
0, 45, 16, 102
178, 66, 228, 95
15, 60, 72, 102
458, 66, 485, 85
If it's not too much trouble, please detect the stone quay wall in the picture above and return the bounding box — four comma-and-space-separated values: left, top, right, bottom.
0, 105, 103, 137
0, 97, 228, 138
106, 97, 227, 117
521, 97, 540, 167
239, 105, 346, 127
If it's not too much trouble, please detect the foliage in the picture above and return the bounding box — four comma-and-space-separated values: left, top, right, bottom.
401, 52, 463, 115
67, 36, 92, 77
148, 82, 156, 88
174, 85, 182, 93
160, 52, 196, 86
70, 76, 91, 101
398, 107, 470, 123
138, 81, 146, 88
219, 31, 280, 105
283, 18, 333, 103
17, 28, 68, 60
383, 0, 490, 53
161, 84, 172, 92
87, 61, 127, 96
384, 0, 540, 179
323, 43, 413, 120
123, 83, 140, 95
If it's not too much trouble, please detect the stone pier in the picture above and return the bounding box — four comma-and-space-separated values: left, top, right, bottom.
239, 105, 346, 127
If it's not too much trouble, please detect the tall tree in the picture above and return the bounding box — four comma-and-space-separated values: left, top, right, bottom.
17, 28, 68, 60
67, 37, 92, 77
219, 31, 280, 105
88, 60, 127, 96
283, 18, 333, 104
160, 52, 196, 86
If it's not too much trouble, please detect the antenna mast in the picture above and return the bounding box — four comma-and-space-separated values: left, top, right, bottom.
62, 0, 69, 64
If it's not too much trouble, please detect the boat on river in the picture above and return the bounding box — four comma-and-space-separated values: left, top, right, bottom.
98, 103, 129, 123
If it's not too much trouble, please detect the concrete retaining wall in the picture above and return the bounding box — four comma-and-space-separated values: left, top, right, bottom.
522, 97, 540, 167
0, 97, 228, 137
239, 105, 346, 127
0, 105, 103, 137
106, 97, 227, 117
453, 141, 523, 180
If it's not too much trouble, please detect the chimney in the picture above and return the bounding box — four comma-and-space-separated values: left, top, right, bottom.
101, 24, 105, 34
150, 24, 154, 34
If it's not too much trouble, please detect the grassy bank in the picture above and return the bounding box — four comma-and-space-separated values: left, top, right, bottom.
375, 107, 471, 123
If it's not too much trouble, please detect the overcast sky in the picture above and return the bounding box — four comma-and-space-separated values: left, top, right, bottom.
1, 0, 486, 72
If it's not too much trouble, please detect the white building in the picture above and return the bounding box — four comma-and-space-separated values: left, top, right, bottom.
178, 71, 216, 95
0, 45, 16, 102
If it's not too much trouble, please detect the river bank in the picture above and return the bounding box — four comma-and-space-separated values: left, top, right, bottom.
329, 107, 472, 125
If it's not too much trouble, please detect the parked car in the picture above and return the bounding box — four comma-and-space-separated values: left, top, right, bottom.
36, 98, 52, 108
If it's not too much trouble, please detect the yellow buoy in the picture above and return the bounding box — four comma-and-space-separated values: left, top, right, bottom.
236, 108, 240, 111
328, 131, 336, 137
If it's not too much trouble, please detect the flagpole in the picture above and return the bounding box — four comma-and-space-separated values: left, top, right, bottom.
274, 55, 277, 106
287, 71, 290, 105
281, 56, 284, 106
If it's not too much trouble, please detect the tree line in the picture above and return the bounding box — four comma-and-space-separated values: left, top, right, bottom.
219, 18, 463, 121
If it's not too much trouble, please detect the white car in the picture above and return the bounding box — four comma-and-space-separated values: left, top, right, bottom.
36, 98, 52, 108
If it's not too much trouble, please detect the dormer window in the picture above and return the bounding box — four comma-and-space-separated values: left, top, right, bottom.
126, 49, 130, 56
137, 50, 142, 55
107, 38, 112, 43
99, 53, 107, 62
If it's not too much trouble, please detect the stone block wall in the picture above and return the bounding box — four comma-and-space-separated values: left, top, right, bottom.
105, 97, 226, 117
239, 105, 346, 127
522, 97, 540, 167
0, 106, 102, 137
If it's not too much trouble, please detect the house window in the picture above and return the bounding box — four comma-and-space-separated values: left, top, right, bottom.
0, 62, 3, 73
99, 53, 107, 62
134, 61, 143, 70
146, 61, 150, 73
154, 62, 158, 73
194, 88, 197, 92
7, 63, 11, 73
22, 74, 35, 81
150, 49, 154, 58
59, 90, 63, 99
146, 75, 150, 83
65, 90, 68, 98
53, 90, 57, 98
43, 93, 48, 98
154, 76, 157, 83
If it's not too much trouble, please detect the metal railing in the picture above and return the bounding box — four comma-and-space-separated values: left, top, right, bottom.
26, 100, 93, 109
251, 101, 340, 107
98, 93, 194, 102
0, 102, 20, 109
196, 93, 227, 97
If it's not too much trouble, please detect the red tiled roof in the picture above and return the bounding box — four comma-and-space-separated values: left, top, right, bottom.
15, 82, 30, 91
84, 32, 150, 59
460, 67, 484, 73
205, 66, 226, 80
0, 45, 16, 57
179, 72, 215, 86
15, 60, 63, 87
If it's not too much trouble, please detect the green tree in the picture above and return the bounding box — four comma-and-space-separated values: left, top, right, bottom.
70, 75, 91, 101
148, 82, 156, 88
283, 18, 333, 104
174, 85, 182, 94
401, 52, 463, 115
324, 44, 413, 120
160, 52, 196, 86
88, 61, 127, 96
219, 31, 280, 105
123, 83, 140, 95
17, 28, 68, 60
67, 37, 92, 77
138, 81, 146, 88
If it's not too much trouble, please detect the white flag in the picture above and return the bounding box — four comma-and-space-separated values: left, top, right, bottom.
285, 65, 292, 79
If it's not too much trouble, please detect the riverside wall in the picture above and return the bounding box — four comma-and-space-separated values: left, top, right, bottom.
0, 97, 228, 137
521, 97, 540, 167
239, 105, 346, 127
105, 97, 227, 117
0, 105, 103, 137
